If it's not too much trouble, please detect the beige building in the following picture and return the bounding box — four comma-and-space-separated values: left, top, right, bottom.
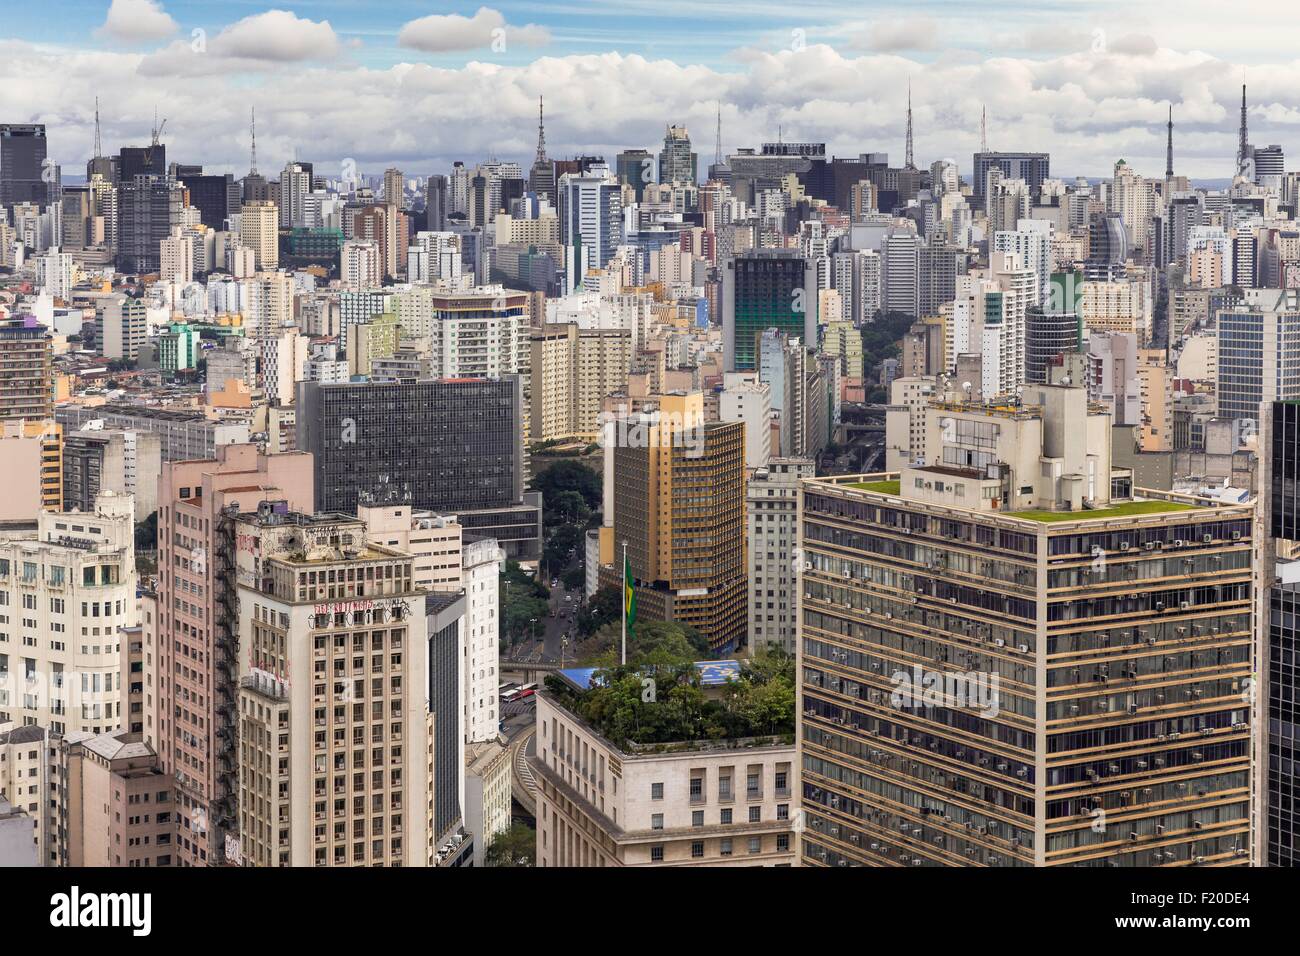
533, 686, 797, 866
358, 504, 463, 593
529, 323, 631, 443
0, 491, 137, 737
233, 508, 431, 867
464, 738, 512, 866
1082, 279, 1152, 341
1137, 349, 1174, 452
62, 731, 172, 867
239, 201, 279, 272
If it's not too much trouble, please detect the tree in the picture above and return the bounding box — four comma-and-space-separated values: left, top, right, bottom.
576, 585, 621, 636
549, 490, 591, 527
484, 822, 536, 867
134, 511, 158, 552
529, 459, 601, 513
561, 565, 586, 591
543, 522, 583, 570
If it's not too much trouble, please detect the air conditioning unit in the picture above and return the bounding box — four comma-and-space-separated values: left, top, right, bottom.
1202, 534, 1213, 544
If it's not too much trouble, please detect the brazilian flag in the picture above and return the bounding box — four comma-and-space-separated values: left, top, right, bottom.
623, 552, 636, 631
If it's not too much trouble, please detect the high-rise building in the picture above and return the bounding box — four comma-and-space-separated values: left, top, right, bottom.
800, 384, 1254, 867
230, 505, 431, 867
1217, 288, 1300, 420
425, 174, 448, 232
558, 166, 623, 287
152, 445, 315, 866
179, 172, 240, 230
0, 491, 136, 736
723, 249, 818, 372
971, 151, 1049, 209
1025, 273, 1083, 384
600, 393, 747, 652
96, 294, 147, 362
747, 457, 813, 654
116, 175, 184, 274
1260, 401, 1300, 865
615, 148, 653, 203
0, 316, 53, 421
529, 323, 631, 443
297, 377, 541, 559
0, 124, 48, 208
239, 199, 279, 272
462, 538, 503, 745
658, 124, 698, 185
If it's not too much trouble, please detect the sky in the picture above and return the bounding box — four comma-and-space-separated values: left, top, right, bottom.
2, 0, 1297, 182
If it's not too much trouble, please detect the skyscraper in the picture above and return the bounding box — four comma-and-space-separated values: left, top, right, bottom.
658, 124, 697, 185
528, 96, 556, 204
800, 385, 1254, 867
1217, 288, 1300, 420
116, 175, 184, 274
723, 249, 818, 372
971, 151, 1049, 209
0, 316, 53, 421
0, 123, 48, 207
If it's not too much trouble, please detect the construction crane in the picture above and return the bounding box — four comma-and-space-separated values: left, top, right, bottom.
145, 114, 167, 170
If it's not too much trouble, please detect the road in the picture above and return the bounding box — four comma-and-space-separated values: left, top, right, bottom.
502, 578, 586, 666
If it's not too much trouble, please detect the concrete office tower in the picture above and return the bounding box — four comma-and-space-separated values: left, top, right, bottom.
153, 445, 314, 867
1109, 160, 1158, 253
1258, 402, 1300, 865
425, 174, 448, 232
465, 739, 512, 867
383, 167, 405, 206
0, 124, 48, 207
615, 148, 653, 203
462, 538, 503, 745
658, 124, 698, 185
159, 228, 193, 283
1025, 273, 1083, 384
96, 294, 147, 361
116, 175, 184, 274
800, 384, 1254, 867
358, 504, 463, 592
1217, 289, 1300, 420
831, 250, 882, 324
239, 200, 279, 271
747, 457, 813, 654
297, 377, 541, 560
724, 249, 818, 372
532, 677, 798, 866
56, 404, 250, 462
600, 393, 747, 653
880, 230, 923, 318
0, 316, 52, 420
719, 372, 773, 471
62, 426, 162, 518
529, 323, 631, 443
231, 506, 430, 867
0, 491, 136, 735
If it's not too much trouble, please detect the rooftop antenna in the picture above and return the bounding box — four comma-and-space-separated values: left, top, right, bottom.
1237, 82, 1249, 175
250, 106, 258, 175
905, 79, 916, 170
93, 97, 102, 160
980, 105, 988, 153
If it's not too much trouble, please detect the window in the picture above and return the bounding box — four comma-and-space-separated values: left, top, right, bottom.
777, 834, 789, 853
720, 839, 733, 856
689, 776, 703, 800
692, 810, 704, 827
650, 845, 664, 862
691, 841, 704, 859
749, 807, 761, 823
651, 814, 664, 830
650, 782, 664, 800
777, 804, 789, 821
748, 837, 761, 855
720, 808, 732, 825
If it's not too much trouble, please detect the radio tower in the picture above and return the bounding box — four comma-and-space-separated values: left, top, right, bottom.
1236, 84, 1249, 175
534, 95, 548, 164
980, 105, 988, 153
904, 80, 915, 170
249, 107, 258, 174
1165, 105, 1174, 179
714, 101, 723, 166
93, 97, 102, 159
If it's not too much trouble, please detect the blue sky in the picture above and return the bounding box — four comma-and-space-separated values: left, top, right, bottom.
1, 1, 1295, 178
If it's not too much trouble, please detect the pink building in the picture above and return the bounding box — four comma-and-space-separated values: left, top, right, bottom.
153, 444, 313, 866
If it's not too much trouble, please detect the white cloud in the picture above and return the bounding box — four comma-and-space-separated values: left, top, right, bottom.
3, 39, 1292, 180
95, 0, 179, 43
209, 10, 340, 62
849, 17, 939, 53
398, 6, 550, 53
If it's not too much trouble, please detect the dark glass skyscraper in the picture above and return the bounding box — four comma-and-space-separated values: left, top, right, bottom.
0, 123, 48, 207
722, 249, 818, 372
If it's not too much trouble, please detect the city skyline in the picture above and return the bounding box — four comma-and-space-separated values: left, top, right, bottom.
2, 1, 1298, 178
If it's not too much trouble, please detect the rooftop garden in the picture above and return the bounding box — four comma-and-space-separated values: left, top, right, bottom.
849, 479, 900, 495
544, 621, 795, 750
1013, 500, 1197, 522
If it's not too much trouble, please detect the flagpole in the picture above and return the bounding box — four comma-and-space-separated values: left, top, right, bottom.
621, 540, 628, 667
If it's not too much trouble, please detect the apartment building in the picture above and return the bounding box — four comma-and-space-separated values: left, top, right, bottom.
529, 323, 631, 443
747, 458, 813, 655
358, 504, 463, 593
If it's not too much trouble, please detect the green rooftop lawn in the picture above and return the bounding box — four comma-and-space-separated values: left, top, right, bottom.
1013, 500, 1196, 522
849, 480, 901, 495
